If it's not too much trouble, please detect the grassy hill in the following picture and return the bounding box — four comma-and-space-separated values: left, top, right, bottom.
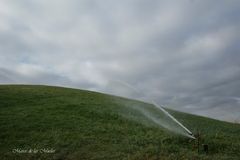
0, 85, 240, 160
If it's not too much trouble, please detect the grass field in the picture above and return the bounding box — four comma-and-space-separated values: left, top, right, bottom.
0, 85, 240, 160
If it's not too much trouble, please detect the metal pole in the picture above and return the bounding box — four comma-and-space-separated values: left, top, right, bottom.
197, 130, 200, 154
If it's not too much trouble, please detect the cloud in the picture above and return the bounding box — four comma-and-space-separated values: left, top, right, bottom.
0, 0, 240, 122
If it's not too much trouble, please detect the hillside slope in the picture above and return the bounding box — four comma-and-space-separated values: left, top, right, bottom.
0, 85, 239, 160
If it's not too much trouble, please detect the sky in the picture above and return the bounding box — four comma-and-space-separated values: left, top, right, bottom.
0, 0, 240, 122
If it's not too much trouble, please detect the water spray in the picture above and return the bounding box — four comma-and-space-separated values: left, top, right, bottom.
152, 102, 195, 139
105, 80, 196, 139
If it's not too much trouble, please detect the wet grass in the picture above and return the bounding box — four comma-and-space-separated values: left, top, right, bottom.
0, 85, 240, 160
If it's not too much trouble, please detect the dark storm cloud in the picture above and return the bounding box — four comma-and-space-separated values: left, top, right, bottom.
0, 0, 240, 122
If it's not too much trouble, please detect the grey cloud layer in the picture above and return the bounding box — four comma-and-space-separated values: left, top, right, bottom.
0, 0, 240, 122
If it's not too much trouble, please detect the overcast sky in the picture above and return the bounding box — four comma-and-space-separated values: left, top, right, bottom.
0, 0, 240, 122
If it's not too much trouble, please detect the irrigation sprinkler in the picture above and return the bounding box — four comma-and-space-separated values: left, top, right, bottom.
194, 130, 201, 154
193, 130, 208, 154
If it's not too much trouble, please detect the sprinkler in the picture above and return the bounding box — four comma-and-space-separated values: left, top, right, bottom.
193, 130, 208, 154
192, 130, 201, 153
188, 132, 196, 139
196, 131, 200, 154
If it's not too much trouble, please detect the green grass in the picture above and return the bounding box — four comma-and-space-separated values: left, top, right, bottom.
0, 85, 239, 160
